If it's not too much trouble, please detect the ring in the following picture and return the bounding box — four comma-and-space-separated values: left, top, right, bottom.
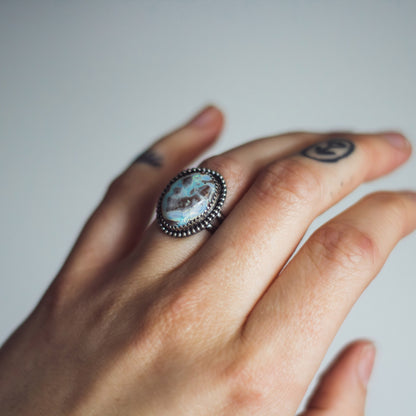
157, 167, 227, 238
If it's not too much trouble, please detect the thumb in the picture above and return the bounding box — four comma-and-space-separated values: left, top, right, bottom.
300, 340, 376, 416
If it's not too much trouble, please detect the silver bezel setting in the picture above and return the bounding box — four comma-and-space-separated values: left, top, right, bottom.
157, 167, 227, 238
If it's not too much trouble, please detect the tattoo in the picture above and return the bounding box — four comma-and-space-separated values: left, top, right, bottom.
301, 138, 355, 163
132, 149, 163, 167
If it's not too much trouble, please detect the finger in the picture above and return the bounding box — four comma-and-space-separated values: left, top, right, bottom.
301, 341, 375, 416
134, 131, 327, 274
184, 133, 411, 326
59, 105, 224, 279
243, 191, 416, 411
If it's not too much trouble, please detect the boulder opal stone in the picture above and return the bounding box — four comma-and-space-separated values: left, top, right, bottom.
161, 173, 218, 227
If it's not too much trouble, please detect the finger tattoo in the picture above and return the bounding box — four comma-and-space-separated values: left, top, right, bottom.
301, 138, 355, 163
132, 149, 163, 167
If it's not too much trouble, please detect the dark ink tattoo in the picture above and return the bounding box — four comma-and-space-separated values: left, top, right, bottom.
132, 149, 163, 167
301, 138, 355, 163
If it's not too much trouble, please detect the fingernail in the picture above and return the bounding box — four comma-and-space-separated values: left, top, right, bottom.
188, 106, 218, 127
380, 131, 410, 151
358, 343, 376, 387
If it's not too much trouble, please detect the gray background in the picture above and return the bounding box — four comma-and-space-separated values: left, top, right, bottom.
1, 1, 415, 414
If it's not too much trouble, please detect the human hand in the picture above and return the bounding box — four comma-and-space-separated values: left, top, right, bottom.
0, 106, 414, 415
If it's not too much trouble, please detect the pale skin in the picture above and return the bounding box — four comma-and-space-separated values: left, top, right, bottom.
0, 105, 415, 415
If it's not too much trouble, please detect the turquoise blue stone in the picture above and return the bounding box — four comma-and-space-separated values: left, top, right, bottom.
161, 173, 217, 226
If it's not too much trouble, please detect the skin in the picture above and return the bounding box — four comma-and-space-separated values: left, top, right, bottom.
0, 105, 415, 415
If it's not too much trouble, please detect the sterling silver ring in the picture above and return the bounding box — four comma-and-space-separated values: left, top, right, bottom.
157, 167, 227, 238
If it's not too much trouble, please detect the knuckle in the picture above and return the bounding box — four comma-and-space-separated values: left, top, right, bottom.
200, 153, 244, 185
309, 222, 378, 273
254, 158, 321, 206
105, 173, 129, 198
104, 169, 147, 201
150, 284, 206, 346
222, 351, 272, 411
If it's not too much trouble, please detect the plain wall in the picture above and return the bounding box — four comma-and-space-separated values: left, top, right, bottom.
1, 1, 415, 414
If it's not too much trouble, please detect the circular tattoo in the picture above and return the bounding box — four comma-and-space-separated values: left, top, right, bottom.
301, 138, 355, 163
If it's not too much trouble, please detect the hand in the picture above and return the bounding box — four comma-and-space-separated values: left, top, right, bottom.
0, 106, 414, 415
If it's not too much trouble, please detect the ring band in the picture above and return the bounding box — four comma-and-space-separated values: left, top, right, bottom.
157, 167, 227, 238
205, 211, 224, 233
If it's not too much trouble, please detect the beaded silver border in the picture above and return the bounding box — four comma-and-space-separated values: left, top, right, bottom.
157, 167, 227, 238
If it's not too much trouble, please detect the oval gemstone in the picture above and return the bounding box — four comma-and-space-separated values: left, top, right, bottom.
161, 173, 217, 227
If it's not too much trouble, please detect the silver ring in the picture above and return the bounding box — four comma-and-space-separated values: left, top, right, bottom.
157, 167, 227, 238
